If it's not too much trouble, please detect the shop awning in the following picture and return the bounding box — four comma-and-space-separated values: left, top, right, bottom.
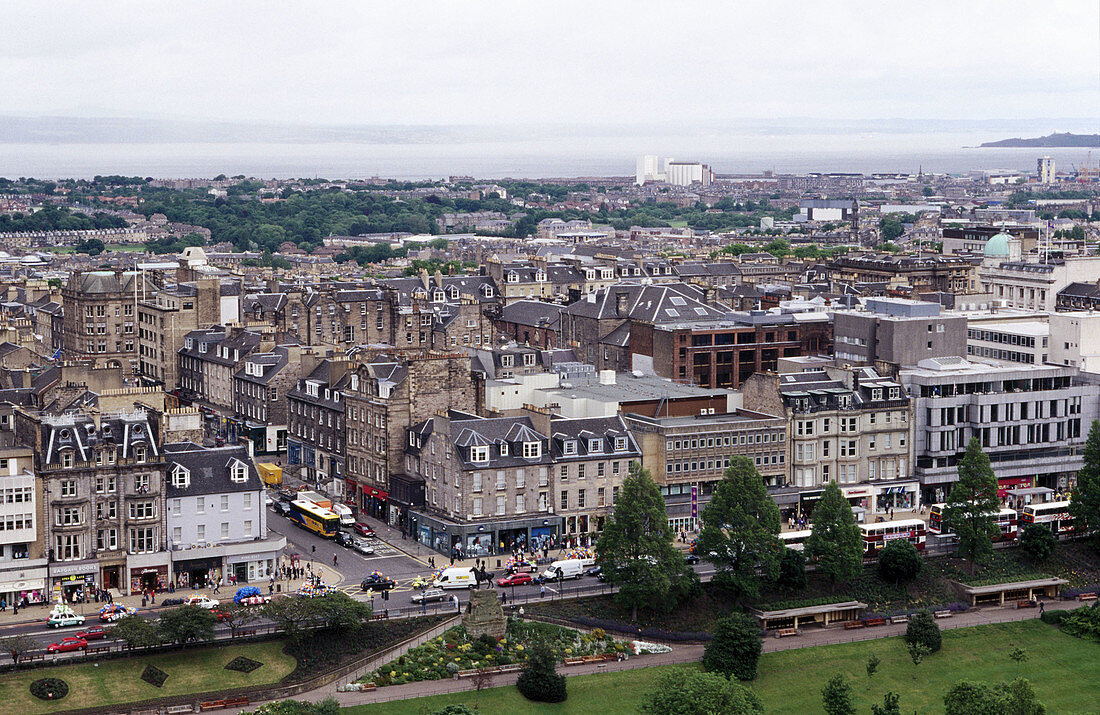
0, 578, 45, 592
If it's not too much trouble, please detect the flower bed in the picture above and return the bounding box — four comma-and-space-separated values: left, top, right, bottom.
630, 641, 672, 655
30, 678, 69, 701
359, 621, 631, 687
140, 665, 169, 688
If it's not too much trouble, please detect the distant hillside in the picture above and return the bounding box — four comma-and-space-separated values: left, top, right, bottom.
980, 132, 1100, 148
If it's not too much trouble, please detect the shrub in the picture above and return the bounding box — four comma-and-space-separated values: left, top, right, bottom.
225, 656, 264, 673
1019, 525, 1057, 562
904, 609, 942, 654
639, 667, 763, 714
703, 613, 762, 681
877, 540, 923, 585
778, 548, 807, 591
821, 673, 855, 715
430, 706, 478, 715
30, 678, 69, 701
1061, 602, 1100, 640
516, 642, 566, 703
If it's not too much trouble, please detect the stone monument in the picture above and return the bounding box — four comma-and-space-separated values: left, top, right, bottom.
463, 589, 506, 639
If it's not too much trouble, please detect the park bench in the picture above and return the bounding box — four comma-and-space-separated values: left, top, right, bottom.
360, 683, 377, 692
24, 654, 45, 663
165, 705, 195, 714
890, 615, 909, 625
864, 618, 886, 627
223, 697, 249, 708
775, 628, 799, 638
87, 645, 110, 654
1078, 592, 1097, 601
198, 700, 226, 711
563, 657, 586, 666
498, 663, 523, 673
843, 620, 865, 630
934, 610, 953, 619
236, 629, 257, 638
456, 669, 480, 678
1017, 600, 1037, 609
131, 709, 159, 715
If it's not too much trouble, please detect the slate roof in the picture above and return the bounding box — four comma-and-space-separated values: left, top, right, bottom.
164, 443, 263, 496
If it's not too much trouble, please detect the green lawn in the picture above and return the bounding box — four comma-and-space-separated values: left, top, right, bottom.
344, 620, 1100, 714
0, 640, 295, 714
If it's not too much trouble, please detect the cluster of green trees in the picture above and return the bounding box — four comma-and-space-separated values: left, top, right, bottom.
0, 205, 128, 233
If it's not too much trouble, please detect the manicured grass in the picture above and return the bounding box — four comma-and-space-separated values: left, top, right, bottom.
344, 620, 1100, 714
0, 640, 295, 714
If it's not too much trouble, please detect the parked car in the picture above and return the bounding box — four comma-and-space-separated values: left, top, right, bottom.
410, 588, 447, 604
352, 522, 375, 537
98, 603, 137, 622
160, 597, 185, 607
47, 636, 87, 653
77, 626, 107, 640
585, 565, 602, 578
496, 572, 533, 587
272, 501, 289, 516
334, 531, 354, 548
684, 553, 700, 565
360, 574, 396, 592
182, 596, 220, 609
352, 537, 375, 555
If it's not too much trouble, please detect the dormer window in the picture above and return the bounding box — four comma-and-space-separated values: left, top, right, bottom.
501, 355, 514, 367
535, 270, 546, 282
135, 446, 146, 463
171, 465, 190, 488
522, 441, 541, 459
889, 387, 900, 399
588, 438, 601, 453
614, 436, 628, 451
499, 443, 509, 457
432, 289, 445, 302
230, 462, 248, 483
186, 338, 193, 349
61, 450, 73, 469
409, 431, 417, 447
470, 446, 489, 463
449, 286, 460, 299
563, 440, 577, 456
871, 388, 883, 401
482, 285, 494, 298
523, 353, 535, 366
507, 273, 519, 283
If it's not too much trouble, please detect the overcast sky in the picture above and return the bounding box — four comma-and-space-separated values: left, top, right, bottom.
3, 0, 1098, 127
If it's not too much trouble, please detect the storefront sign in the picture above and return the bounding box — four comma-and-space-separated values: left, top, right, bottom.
690, 485, 698, 519
49, 561, 98, 577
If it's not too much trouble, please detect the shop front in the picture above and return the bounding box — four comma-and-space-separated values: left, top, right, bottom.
228, 557, 275, 583
410, 510, 560, 559
0, 564, 47, 609
172, 555, 222, 590
129, 565, 168, 595
361, 484, 388, 521
873, 483, 919, 513
49, 560, 99, 603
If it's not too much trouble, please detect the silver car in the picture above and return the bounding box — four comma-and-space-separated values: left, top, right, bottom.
352, 537, 375, 555
410, 587, 447, 604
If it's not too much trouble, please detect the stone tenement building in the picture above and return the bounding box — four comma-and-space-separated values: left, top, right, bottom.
343, 350, 476, 525
62, 270, 158, 375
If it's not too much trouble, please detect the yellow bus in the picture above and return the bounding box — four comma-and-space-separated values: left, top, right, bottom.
289, 499, 340, 538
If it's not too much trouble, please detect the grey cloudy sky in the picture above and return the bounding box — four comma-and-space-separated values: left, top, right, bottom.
4, 0, 1098, 126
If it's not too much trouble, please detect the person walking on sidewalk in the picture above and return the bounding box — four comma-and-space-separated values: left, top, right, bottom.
333, 553, 338, 568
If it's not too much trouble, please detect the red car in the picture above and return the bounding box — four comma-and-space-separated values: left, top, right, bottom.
352, 522, 375, 537
496, 573, 533, 587
77, 626, 107, 640
47, 637, 87, 653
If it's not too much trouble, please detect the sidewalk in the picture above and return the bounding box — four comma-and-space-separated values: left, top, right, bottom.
0, 562, 344, 630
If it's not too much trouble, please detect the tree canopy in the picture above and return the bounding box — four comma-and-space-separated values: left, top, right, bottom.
943, 437, 1001, 568
696, 457, 781, 601
806, 481, 863, 586
595, 463, 697, 621
639, 668, 763, 715
1070, 419, 1100, 550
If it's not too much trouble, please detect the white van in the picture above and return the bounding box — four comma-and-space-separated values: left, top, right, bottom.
331, 503, 355, 526
540, 559, 585, 581
433, 566, 479, 590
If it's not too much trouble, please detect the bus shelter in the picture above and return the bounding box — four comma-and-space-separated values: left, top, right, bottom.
958, 577, 1068, 607
751, 600, 868, 631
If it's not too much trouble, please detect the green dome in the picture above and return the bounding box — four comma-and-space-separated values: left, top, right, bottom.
984, 232, 1013, 257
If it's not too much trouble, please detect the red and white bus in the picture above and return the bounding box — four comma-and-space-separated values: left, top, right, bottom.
779, 530, 812, 552
859, 519, 927, 556
928, 503, 1018, 542
1020, 501, 1073, 536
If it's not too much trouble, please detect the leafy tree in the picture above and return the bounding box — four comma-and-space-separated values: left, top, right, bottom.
877, 539, 923, 584
262, 597, 314, 642
639, 668, 763, 715
1070, 419, 1100, 550
75, 238, 105, 256
515, 641, 566, 703
821, 673, 855, 715
943, 437, 1001, 570
999, 677, 1046, 715
922, 186, 935, 196
943, 679, 1046, 715
703, 614, 762, 681
907, 641, 930, 680
865, 654, 881, 690
806, 481, 863, 587
0, 634, 37, 664
763, 238, 791, 257
158, 605, 216, 645
697, 457, 781, 601
430, 707, 477, 715
718, 243, 755, 256
428, 237, 449, 249
306, 592, 373, 631
110, 615, 163, 648
1019, 525, 1056, 562
595, 463, 697, 621
778, 547, 807, 591
879, 216, 904, 242
48, 278, 62, 288
1009, 647, 1028, 677
905, 609, 942, 653
871, 691, 901, 715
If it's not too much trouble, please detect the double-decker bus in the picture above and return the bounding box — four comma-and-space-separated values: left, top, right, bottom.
779, 530, 812, 552
289, 499, 340, 538
928, 503, 1018, 542
859, 519, 926, 556
1020, 500, 1074, 536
